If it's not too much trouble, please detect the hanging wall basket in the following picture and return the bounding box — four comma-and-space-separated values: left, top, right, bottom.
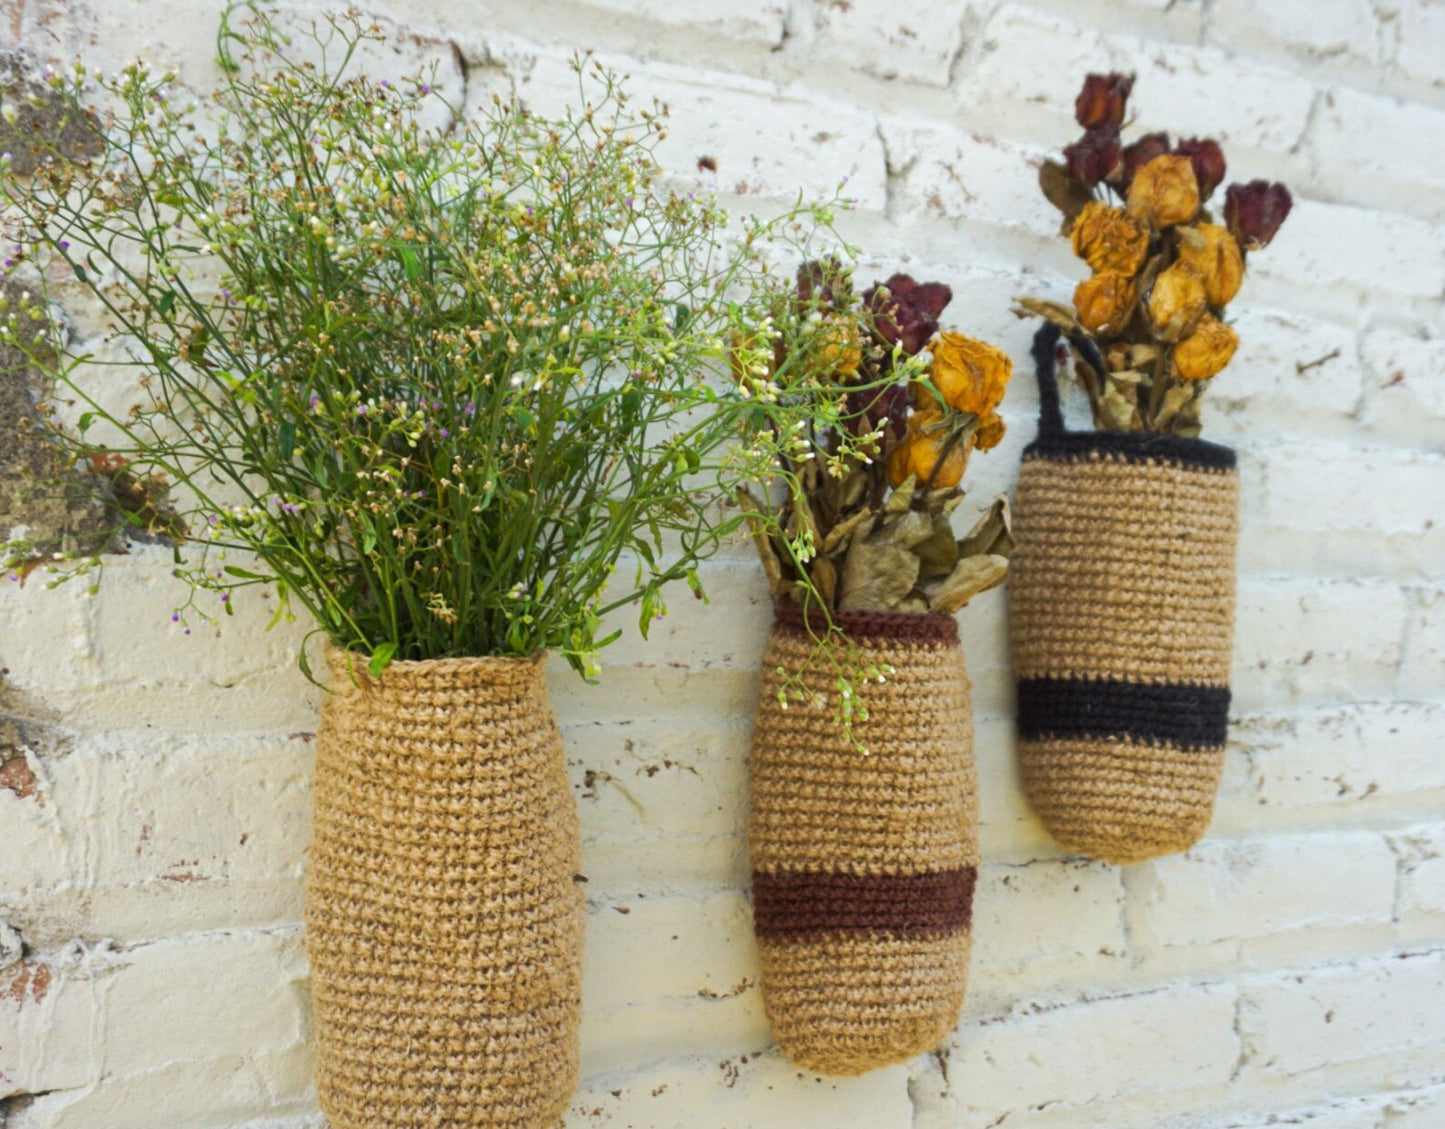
1009, 323, 1239, 865
306, 648, 584, 1128
748, 603, 978, 1075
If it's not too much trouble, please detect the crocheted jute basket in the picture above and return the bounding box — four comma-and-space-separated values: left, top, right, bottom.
748, 603, 978, 1076
305, 646, 584, 1128
1009, 323, 1240, 866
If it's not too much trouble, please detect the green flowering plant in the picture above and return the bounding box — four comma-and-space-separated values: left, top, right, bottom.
0, 3, 877, 680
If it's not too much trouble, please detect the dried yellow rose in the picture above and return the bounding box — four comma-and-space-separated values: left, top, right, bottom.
886, 409, 965, 489
1172, 313, 1239, 380
1147, 260, 1208, 341
1073, 271, 1137, 335
974, 411, 1006, 451
927, 331, 1013, 418
1127, 153, 1200, 229
1176, 223, 1245, 307
1070, 201, 1150, 276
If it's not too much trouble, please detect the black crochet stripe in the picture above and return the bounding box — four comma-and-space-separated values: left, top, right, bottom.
1023, 429, 1238, 472
1017, 675, 1230, 750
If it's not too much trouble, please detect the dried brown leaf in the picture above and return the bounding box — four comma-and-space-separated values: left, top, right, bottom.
925, 553, 1009, 614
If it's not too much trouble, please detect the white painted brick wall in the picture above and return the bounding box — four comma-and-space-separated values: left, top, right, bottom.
2, 0, 1442, 1126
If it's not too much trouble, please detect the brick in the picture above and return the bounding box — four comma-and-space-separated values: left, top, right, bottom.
1205, 309, 1363, 427
802, 0, 972, 87
948, 986, 1239, 1119
1239, 950, 1445, 1079
1238, 702, 1445, 809
568, 1053, 913, 1127
574, 0, 787, 46
1311, 87, 1445, 218
1209, 0, 1380, 68
0, 732, 311, 947
1399, 587, 1445, 699
1394, 2, 1445, 93
1255, 198, 1445, 302
1358, 326, 1445, 445
579, 891, 766, 1071
1232, 578, 1408, 712
882, 119, 1058, 233
1126, 834, 1397, 950
1242, 444, 1445, 576
0, 956, 97, 1099
968, 859, 1128, 1006
504, 49, 888, 209
1389, 824, 1445, 924
5, 1049, 313, 1129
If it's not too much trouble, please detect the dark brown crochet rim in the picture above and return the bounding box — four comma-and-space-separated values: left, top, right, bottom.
752, 866, 977, 939
772, 600, 960, 645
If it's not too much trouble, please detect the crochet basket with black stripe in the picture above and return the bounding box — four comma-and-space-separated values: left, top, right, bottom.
748, 602, 978, 1075
1009, 322, 1239, 865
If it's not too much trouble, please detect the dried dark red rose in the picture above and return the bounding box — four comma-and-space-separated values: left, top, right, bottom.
846, 382, 911, 442
1223, 180, 1293, 250
863, 273, 953, 356
1120, 131, 1170, 188
1175, 138, 1226, 200
795, 258, 852, 308
1075, 72, 1134, 129
1063, 126, 1123, 185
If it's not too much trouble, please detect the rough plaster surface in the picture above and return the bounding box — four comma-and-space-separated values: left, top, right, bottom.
1, 0, 1443, 1126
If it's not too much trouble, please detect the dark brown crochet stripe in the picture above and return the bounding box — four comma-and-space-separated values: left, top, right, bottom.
752, 866, 977, 939
772, 601, 960, 645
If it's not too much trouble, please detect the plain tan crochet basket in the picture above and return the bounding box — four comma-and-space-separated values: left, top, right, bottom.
306, 647, 583, 1128
1009, 324, 1240, 866
748, 604, 978, 1076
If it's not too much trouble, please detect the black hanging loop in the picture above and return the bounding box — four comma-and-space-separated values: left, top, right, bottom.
1031, 321, 1107, 440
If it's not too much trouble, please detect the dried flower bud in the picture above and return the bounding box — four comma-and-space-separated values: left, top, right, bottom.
1172, 313, 1239, 380
1176, 223, 1245, 307
1074, 72, 1134, 129
886, 409, 965, 489
1224, 180, 1292, 250
796, 258, 852, 307
864, 273, 954, 356
1063, 126, 1123, 185
1070, 201, 1150, 276
1174, 137, 1226, 200
1127, 153, 1200, 228
1147, 260, 1208, 341
1120, 131, 1170, 189
927, 331, 1013, 419
809, 316, 863, 381
974, 411, 1006, 452
1073, 271, 1137, 335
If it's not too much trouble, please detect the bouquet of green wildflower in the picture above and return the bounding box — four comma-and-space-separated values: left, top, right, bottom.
0, 3, 871, 680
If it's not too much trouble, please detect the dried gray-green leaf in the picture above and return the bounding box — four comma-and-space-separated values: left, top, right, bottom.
838, 535, 921, 613
957, 496, 1014, 560
925, 553, 1009, 615
822, 505, 875, 554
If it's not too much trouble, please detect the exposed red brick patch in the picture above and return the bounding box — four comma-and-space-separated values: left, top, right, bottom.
0, 756, 37, 800
4, 961, 51, 1005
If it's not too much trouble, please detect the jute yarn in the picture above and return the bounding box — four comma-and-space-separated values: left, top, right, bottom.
1009, 323, 1239, 865
306, 647, 583, 1128
749, 604, 978, 1076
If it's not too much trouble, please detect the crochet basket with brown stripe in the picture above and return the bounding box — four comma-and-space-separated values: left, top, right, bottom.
749, 603, 978, 1075
306, 648, 584, 1128
1009, 323, 1239, 865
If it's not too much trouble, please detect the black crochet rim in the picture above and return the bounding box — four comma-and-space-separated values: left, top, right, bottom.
1027, 321, 1237, 472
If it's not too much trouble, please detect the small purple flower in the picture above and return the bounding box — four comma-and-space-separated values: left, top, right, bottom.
221, 288, 233, 303
59, 240, 70, 250
221, 592, 230, 603
439, 428, 450, 438
171, 612, 180, 622
463, 401, 476, 416
356, 403, 369, 416
421, 84, 431, 95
